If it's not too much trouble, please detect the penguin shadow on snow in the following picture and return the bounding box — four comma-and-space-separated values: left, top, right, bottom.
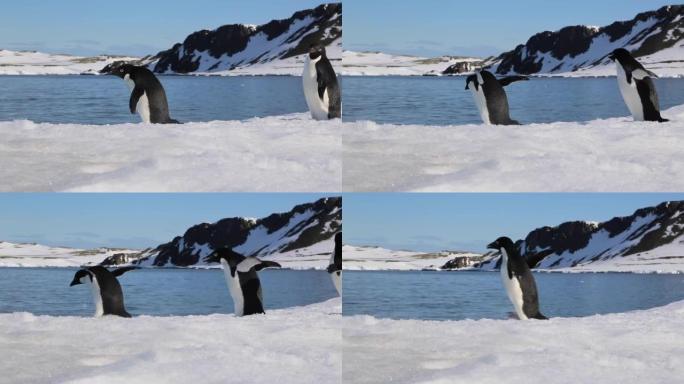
465, 70, 528, 125
487, 236, 548, 321
103, 63, 180, 124
69, 266, 138, 318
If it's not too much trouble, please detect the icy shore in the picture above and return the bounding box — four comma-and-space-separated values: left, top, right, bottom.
343, 299, 684, 384
344, 104, 684, 192
0, 298, 341, 383
0, 113, 341, 192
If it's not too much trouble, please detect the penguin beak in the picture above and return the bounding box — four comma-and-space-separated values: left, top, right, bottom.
465, 83, 470, 90
69, 278, 81, 287
486, 241, 498, 250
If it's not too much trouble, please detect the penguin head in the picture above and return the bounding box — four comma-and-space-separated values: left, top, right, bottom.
609, 48, 631, 63
210, 248, 246, 277
465, 74, 478, 90
110, 64, 136, 79
69, 269, 92, 286
309, 44, 326, 60
487, 236, 515, 252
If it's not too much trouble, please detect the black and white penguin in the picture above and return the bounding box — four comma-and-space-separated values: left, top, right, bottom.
210, 248, 282, 316
69, 266, 137, 317
327, 232, 342, 295
465, 70, 528, 125
487, 237, 547, 320
110, 64, 180, 124
609, 48, 668, 122
302, 45, 341, 120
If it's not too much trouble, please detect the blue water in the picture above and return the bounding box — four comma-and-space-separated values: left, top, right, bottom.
0, 75, 308, 124
343, 76, 684, 125
0, 268, 337, 316
343, 270, 684, 320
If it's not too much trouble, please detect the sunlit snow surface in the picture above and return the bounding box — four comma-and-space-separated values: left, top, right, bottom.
0, 298, 341, 384
0, 113, 341, 192
343, 300, 684, 384
344, 104, 684, 192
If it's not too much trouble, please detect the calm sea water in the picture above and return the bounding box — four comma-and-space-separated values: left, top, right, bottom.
343, 76, 684, 125
343, 270, 684, 320
0, 268, 337, 316
0, 75, 308, 124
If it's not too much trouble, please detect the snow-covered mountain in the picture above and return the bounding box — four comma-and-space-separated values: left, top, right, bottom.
343, 245, 482, 270
0, 50, 138, 75
475, 201, 684, 273
488, 4, 684, 77
101, 197, 341, 269
341, 51, 483, 76
0, 242, 139, 268
102, 3, 341, 76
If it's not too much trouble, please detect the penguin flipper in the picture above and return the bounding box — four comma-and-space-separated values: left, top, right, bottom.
636, 78, 665, 122
498, 76, 529, 87
111, 266, 138, 277
129, 86, 144, 114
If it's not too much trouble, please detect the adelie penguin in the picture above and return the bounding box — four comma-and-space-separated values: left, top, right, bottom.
69, 266, 137, 318
487, 237, 547, 320
210, 248, 281, 316
327, 232, 342, 295
465, 70, 528, 125
610, 48, 668, 122
109, 64, 180, 124
303, 45, 341, 120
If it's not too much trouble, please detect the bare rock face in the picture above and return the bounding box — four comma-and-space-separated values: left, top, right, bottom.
490, 5, 683, 75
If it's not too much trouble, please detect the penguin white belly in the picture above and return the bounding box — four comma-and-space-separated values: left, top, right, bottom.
221, 260, 244, 316
616, 64, 644, 121
469, 87, 491, 125
331, 271, 342, 295
86, 279, 104, 317
500, 254, 526, 320
124, 74, 151, 123
137, 93, 151, 123
303, 59, 329, 120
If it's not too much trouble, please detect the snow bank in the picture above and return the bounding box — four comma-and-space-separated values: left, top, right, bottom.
0, 298, 341, 384
343, 299, 684, 384
0, 242, 139, 268
343, 245, 477, 271
0, 50, 139, 75
0, 113, 341, 192
344, 104, 684, 192
342, 50, 482, 76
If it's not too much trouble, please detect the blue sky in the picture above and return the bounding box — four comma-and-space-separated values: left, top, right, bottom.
0, 194, 334, 249
0, 0, 329, 56
345, 0, 676, 57
344, 194, 684, 253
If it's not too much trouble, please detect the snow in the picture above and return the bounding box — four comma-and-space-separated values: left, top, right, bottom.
0, 50, 139, 75
0, 113, 341, 192
343, 299, 684, 384
0, 239, 338, 271
343, 245, 479, 271
234, 210, 316, 256
343, 104, 684, 192
0, 298, 341, 384
0, 242, 138, 268
342, 50, 483, 76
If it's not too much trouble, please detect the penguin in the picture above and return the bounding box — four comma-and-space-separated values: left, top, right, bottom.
486, 236, 547, 320
210, 248, 282, 316
465, 70, 528, 125
69, 266, 137, 318
109, 64, 180, 124
327, 232, 342, 295
302, 45, 341, 120
609, 48, 668, 122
